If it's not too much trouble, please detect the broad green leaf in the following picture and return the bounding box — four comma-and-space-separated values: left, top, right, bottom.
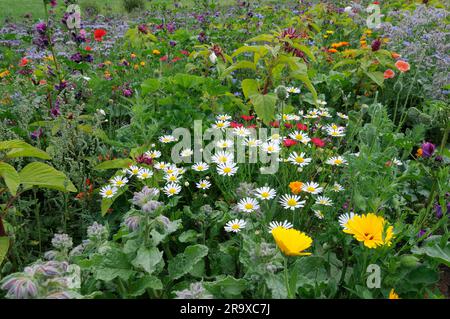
204, 276, 248, 298
265, 274, 287, 299
333, 59, 358, 70
365, 71, 385, 87
246, 34, 274, 43
411, 241, 450, 267
222, 61, 256, 77
18, 162, 77, 192
231, 45, 269, 58
168, 244, 208, 280
0, 237, 9, 266
92, 249, 136, 282
0, 162, 19, 195
291, 43, 316, 62
0, 140, 51, 160
249, 93, 277, 125
131, 247, 164, 275
241, 79, 259, 100
95, 159, 133, 170
128, 275, 163, 297
406, 266, 439, 284
141, 78, 160, 96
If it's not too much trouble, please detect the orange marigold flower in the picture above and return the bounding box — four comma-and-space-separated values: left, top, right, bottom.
328, 48, 338, 53
395, 60, 410, 73
391, 52, 401, 59
289, 181, 303, 195
152, 49, 161, 55
416, 148, 423, 157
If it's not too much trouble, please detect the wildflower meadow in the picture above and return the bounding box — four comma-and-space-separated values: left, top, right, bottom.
0, 0, 448, 304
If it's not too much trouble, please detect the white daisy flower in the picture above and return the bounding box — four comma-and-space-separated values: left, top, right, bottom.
196, 179, 211, 190
192, 162, 210, 172
216, 139, 234, 149
314, 210, 324, 219
216, 114, 232, 121
137, 168, 153, 180
280, 114, 297, 121
154, 161, 168, 170
288, 152, 312, 167
110, 176, 128, 188
224, 219, 247, 233
316, 99, 327, 106
159, 135, 177, 143
319, 110, 332, 118
269, 133, 282, 142
331, 182, 344, 192
145, 150, 161, 159
212, 120, 230, 130
164, 173, 181, 183
163, 164, 178, 175
302, 182, 323, 194
261, 141, 280, 154
242, 138, 262, 147
180, 148, 194, 157
211, 151, 234, 165
254, 187, 276, 200
315, 196, 333, 206
237, 197, 260, 213
286, 87, 300, 94
326, 156, 348, 166
338, 212, 357, 230
217, 162, 238, 176
100, 185, 117, 199
268, 220, 293, 233
127, 165, 141, 176
289, 131, 311, 144
233, 127, 251, 137
279, 194, 305, 210
337, 112, 349, 120
163, 182, 181, 197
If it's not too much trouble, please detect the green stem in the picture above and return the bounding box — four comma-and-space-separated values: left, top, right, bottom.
284, 256, 292, 298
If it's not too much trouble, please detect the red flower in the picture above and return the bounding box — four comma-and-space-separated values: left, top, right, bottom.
284, 122, 293, 129
85, 45, 92, 51
230, 121, 243, 128
246, 124, 257, 129
160, 55, 168, 62
241, 115, 254, 121
94, 29, 107, 42
296, 123, 308, 131
311, 137, 326, 148
395, 60, 410, 73
180, 50, 190, 55
171, 57, 182, 63
384, 69, 395, 79
269, 121, 280, 128
19, 57, 29, 67
283, 139, 297, 148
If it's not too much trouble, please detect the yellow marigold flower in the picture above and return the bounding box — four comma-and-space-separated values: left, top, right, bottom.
343, 213, 394, 249
272, 226, 313, 256
416, 148, 423, 157
365, 29, 373, 35
152, 49, 161, 55
134, 64, 139, 70
140, 61, 146, 66
383, 37, 390, 43
389, 289, 400, 299
130, 53, 137, 59
289, 181, 303, 195
45, 55, 54, 61
0, 70, 10, 78
104, 60, 112, 66
342, 49, 356, 58
326, 30, 334, 34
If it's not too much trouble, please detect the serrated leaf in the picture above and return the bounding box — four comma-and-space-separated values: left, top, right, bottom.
0, 162, 19, 195
19, 162, 77, 192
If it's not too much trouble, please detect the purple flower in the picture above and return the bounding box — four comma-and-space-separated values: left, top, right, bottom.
418, 229, 427, 238
371, 39, 381, 51
70, 52, 82, 63
50, 105, 60, 118
122, 88, 133, 97
49, 0, 57, 7
434, 203, 450, 219
35, 22, 47, 34
54, 80, 67, 91
169, 40, 177, 47
421, 142, 435, 158
30, 128, 43, 140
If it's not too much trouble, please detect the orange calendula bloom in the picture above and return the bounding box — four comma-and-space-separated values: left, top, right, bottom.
395, 60, 410, 73
384, 69, 395, 79
152, 49, 161, 55
391, 52, 401, 59
0, 70, 10, 78
343, 213, 394, 249
289, 181, 303, 195
416, 148, 423, 157
328, 48, 338, 53
272, 226, 313, 256
389, 289, 400, 299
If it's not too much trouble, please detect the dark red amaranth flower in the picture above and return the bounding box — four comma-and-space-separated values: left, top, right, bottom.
135, 154, 153, 166
269, 121, 280, 128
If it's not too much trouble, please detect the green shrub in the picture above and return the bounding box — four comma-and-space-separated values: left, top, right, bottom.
122, 0, 145, 13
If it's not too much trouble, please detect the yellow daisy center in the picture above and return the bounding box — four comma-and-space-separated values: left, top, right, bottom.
287, 198, 297, 206
223, 167, 232, 173
244, 203, 254, 210
231, 224, 240, 230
